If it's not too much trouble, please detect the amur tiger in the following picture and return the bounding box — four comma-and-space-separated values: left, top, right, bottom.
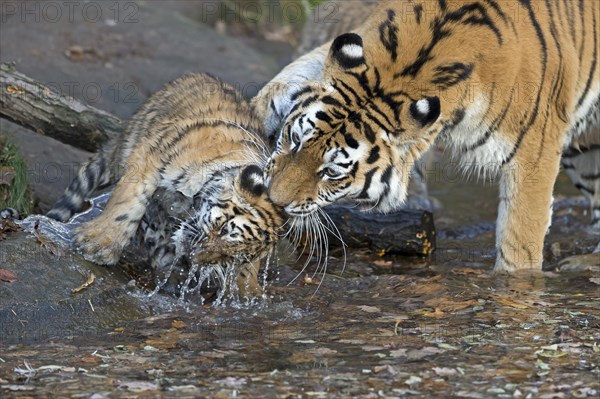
252, 0, 600, 274
47, 73, 285, 297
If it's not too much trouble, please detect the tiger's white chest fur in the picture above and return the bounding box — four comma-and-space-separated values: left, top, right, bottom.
441, 94, 513, 177
565, 88, 600, 147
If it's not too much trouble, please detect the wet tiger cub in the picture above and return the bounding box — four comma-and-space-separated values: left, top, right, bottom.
252, 0, 599, 274
48, 73, 285, 296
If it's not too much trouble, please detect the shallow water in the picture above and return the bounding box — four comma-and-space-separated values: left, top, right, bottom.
1, 171, 598, 398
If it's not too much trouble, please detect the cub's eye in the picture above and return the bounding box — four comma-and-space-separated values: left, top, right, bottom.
290, 130, 302, 151
218, 220, 232, 237
320, 167, 343, 179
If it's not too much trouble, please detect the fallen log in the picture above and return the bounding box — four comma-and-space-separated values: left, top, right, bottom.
0, 63, 121, 152
0, 62, 436, 256
324, 207, 435, 256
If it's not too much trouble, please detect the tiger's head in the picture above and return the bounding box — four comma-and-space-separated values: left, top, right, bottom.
267, 33, 442, 216
174, 164, 285, 265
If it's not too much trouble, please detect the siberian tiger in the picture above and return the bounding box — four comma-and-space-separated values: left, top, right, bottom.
253, 0, 600, 273
47, 73, 285, 296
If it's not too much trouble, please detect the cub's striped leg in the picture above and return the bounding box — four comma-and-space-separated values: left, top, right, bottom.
74, 150, 161, 265
234, 258, 263, 299
47, 154, 111, 222
558, 132, 600, 272
493, 136, 563, 274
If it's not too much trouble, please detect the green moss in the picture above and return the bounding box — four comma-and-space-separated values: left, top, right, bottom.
0, 137, 32, 215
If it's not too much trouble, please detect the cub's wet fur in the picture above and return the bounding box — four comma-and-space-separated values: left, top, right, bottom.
48, 73, 285, 297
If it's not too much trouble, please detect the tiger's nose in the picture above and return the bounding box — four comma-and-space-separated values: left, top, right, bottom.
268, 164, 309, 207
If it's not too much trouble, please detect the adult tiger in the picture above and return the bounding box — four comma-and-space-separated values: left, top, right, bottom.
253, 0, 600, 273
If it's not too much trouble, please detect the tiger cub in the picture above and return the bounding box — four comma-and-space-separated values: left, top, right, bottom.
48, 73, 285, 296
252, 0, 600, 274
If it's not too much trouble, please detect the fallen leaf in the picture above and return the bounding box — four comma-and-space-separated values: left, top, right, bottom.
171, 320, 187, 329
411, 283, 445, 296
373, 365, 397, 375
288, 347, 337, 364
118, 381, 159, 392
358, 305, 381, 313
0, 269, 17, 282
424, 298, 479, 312
451, 267, 483, 275
423, 307, 446, 318
33, 220, 65, 257
437, 343, 460, 350
389, 348, 407, 358
72, 273, 95, 293
493, 296, 529, 309
406, 346, 445, 360
80, 356, 100, 364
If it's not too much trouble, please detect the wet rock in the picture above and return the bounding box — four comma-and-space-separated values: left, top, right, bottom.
0, 231, 155, 345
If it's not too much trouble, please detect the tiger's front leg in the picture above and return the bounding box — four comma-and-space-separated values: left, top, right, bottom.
235, 257, 263, 299
493, 141, 562, 274
75, 161, 160, 265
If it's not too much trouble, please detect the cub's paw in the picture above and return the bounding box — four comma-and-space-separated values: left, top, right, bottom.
558, 252, 600, 273
234, 263, 263, 300
252, 81, 302, 137
74, 222, 125, 265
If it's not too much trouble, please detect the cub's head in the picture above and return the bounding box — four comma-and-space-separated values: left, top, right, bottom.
267, 33, 442, 216
174, 165, 285, 265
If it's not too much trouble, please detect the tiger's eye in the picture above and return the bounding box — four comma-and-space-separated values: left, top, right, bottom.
321, 167, 340, 178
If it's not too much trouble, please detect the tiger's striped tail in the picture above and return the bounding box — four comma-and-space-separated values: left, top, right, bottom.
46, 154, 111, 222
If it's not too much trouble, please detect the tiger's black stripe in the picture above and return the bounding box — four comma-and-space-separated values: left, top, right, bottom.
502, 0, 548, 165
575, 4, 597, 108
414, 4, 423, 24
358, 167, 379, 199
335, 79, 363, 106
578, 0, 586, 63
379, 9, 399, 62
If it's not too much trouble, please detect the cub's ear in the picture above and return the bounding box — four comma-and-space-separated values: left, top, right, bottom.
329, 33, 365, 69
238, 165, 266, 197
409, 97, 441, 127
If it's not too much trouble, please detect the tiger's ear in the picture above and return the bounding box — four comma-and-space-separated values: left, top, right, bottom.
409, 97, 441, 127
328, 33, 365, 69
238, 165, 266, 197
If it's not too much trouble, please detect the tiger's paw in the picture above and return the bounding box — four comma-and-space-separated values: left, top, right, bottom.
492, 258, 542, 276
558, 252, 600, 273
74, 222, 125, 265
